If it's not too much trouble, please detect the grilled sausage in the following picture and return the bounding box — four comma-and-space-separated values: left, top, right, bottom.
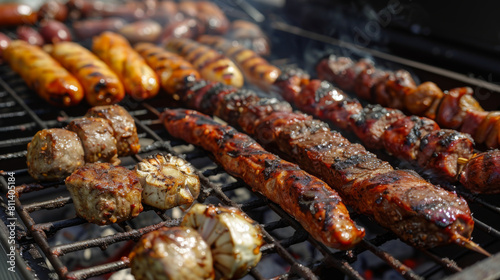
227, 20, 271, 56
72, 18, 127, 40
198, 35, 281, 91
4, 40, 84, 106
0, 3, 37, 27
130, 226, 214, 280
38, 0, 68, 22
118, 20, 162, 44
134, 42, 200, 97
157, 18, 206, 44
39, 20, 72, 43
0, 32, 11, 63
49, 41, 125, 106
65, 162, 143, 225
161, 109, 365, 250
92, 32, 159, 100
26, 128, 85, 181
16, 26, 44, 46
85, 104, 140, 157
165, 38, 244, 88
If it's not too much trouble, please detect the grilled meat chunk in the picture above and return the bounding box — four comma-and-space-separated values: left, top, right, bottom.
130, 226, 214, 280
459, 149, 500, 194
161, 109, 365, 250
381, 116, 440, 161
27, 128, 85, 181
349, 105, 406, 149
66, 117, 119, 165
85, 104, 140, 156
135, 153, 200, 210
182, 204, 263, 279
417, 129, 474, 179
65, 163, 143, 225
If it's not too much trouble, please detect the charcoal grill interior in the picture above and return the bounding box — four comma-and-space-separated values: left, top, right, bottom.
1, 1, 500, 279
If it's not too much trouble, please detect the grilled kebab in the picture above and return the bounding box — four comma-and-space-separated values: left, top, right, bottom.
161, 108, 365, 250
317, 55, 500, 149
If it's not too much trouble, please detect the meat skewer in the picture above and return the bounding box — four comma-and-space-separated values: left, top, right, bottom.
161, 109, 365, 250
26, 105, 140, 181
316, 55, 500, 149
170, 82, 487, 254
192, 37, 498, 194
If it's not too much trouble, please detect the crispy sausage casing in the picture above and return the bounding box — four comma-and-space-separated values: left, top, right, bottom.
50, 42, 125, 106
165, 38, 244, 88
162, 109, 365, 250
134, 42, 200, 97
92, 32, 159, 100
198, 35, 280, 91
4, 40, 84, 106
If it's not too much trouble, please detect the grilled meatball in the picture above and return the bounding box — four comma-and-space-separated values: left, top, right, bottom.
66, 117, 119, 165
27, 128, 84, 181
85, 105, 140, 156
65, 163, 143, 225
182, 204, 263, 280
460, 150, 500, 194
130, 226, 214, 280
135, 153, 200, 210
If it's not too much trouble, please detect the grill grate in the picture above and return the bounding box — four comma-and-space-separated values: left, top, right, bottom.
1, 27, 500, 280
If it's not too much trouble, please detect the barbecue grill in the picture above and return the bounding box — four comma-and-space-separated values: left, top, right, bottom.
1, 1, 500, 279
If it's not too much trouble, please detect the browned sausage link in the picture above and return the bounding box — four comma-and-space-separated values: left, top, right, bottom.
198, 35, 281, 91
165, 38, 244, 88
4, 40, 84, 106
49, 42, 125, 106
134, 42, 200, 98
227, 20, 271, 56
161, 109, 365, 250
92, 32, 159, 100
72, 18, 127, 40
0, 32, 11, 63
0, 3, 37, 27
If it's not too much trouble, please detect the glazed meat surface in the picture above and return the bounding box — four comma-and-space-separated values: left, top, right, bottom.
65, 162, 143, 225
85, 104, 140, 156
130, 226, 214, 280
27, 128, 84, 181
135, 153, 200, 210
66, 117, 119, 165
161, 109, 365, 250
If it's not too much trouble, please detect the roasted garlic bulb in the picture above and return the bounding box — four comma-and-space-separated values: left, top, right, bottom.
135, 153, 201, 210
182, 204, 264, 279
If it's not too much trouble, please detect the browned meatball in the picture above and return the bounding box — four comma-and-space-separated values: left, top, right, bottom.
85, 105, 140, 156
27, 128, 84, 181
129, 226, 214, 280
66, 117, 120, 165
65, 163, 143, 225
